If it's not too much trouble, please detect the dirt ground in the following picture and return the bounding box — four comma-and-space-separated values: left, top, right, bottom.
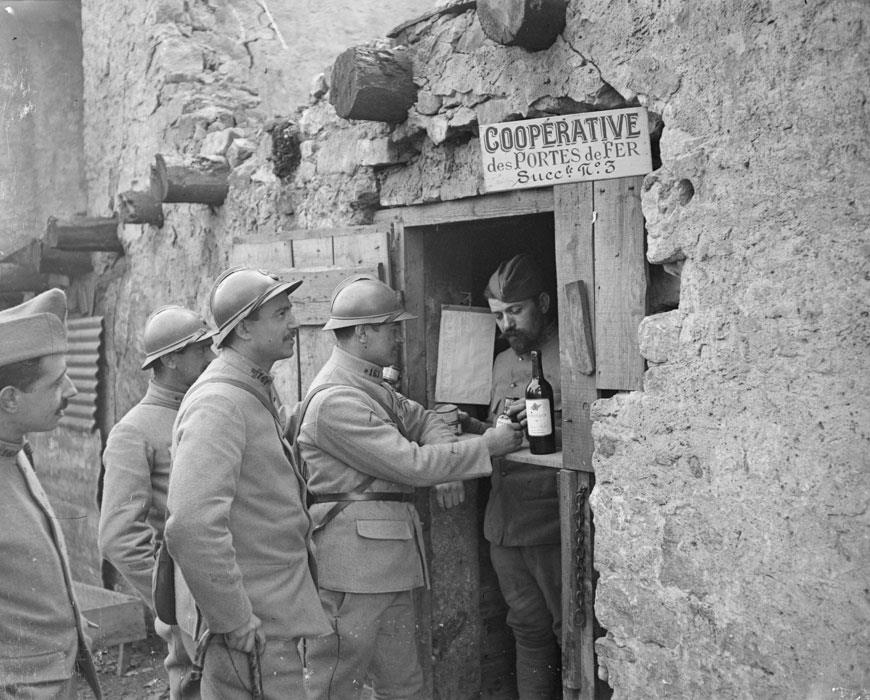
76, 628, 170, 699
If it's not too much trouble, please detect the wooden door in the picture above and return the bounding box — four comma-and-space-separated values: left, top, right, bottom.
227, 225, 393, 405
554, 176, 645, 699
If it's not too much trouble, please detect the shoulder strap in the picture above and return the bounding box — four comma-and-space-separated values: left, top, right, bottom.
194, 376, 280, 422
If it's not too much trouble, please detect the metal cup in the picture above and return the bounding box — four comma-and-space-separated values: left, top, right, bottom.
434, 403, 462, 435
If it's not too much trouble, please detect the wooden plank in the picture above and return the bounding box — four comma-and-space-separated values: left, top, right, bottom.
271, 355, 300, 407
554, 182, 596, 697
373, 189, 554, 228
232, 224, 383, 244
298, 326, 338, 397
229, 240, 294, 267
394, 220, 436, 699
73, 581, 145, 648
563, 281, 595, 376
559, 470, 595, 699
398, 221, 427, 404
554, 182, 596, 470
593, 175, 646, 390
291, 236, 333, 268
333, 230, 390, 274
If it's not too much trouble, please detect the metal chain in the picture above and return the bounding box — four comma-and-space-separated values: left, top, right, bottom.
572, 485, 588, 629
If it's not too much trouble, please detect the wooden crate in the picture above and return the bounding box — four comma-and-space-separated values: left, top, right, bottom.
73, 581, 146, 648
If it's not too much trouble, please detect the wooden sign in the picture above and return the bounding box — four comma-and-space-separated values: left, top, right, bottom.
480, 107, 652, 192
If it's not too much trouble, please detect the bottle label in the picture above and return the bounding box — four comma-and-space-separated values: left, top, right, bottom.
525, 399, 553, 436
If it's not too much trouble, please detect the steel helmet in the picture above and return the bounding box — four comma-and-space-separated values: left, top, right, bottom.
322, 275, 416, 330
141, 305, 216, 370
210, 266, 302, 347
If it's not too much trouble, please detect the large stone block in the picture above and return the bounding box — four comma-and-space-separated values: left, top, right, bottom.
638, 310, 681, 364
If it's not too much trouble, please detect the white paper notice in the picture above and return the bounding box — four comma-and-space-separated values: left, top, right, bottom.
435, 306, 495, 405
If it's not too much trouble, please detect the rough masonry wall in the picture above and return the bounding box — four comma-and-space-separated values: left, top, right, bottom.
80, 0, 430, 421
0, 1, 86, 258
575, 2, 870, 697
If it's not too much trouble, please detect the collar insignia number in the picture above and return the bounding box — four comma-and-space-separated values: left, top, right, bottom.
249, 366, 273, 386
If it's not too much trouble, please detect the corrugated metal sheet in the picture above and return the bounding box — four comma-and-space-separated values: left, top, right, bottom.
61, 317, 103, 432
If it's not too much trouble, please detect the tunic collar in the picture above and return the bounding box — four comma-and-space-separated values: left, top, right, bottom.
330, 346, 384, 385
146, 379, 186, 409
218, 347, 275, 388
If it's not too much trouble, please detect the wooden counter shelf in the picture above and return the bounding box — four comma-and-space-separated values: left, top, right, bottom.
455, 433, 574, 470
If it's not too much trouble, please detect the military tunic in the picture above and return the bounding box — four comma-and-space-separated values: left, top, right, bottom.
484, 325, 563, 698
99, 380, 195, 699
166, 348, 330, 643
484, 326, 562, 546
299, 345, 494, 698
99, 380, 182, 602
0, 440, 101, 698
299, 345, 494, 592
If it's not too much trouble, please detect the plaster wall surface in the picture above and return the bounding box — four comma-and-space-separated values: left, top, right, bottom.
77, 0, 870, 697
0, 1, 86, 257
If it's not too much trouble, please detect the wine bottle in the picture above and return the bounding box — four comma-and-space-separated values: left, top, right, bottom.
525, 350, 556, 454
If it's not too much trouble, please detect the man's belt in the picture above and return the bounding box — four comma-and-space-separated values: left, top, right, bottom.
310, 491, 415, 504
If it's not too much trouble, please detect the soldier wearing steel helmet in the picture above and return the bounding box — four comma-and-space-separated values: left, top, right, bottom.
165, 267, 330, 699
99, 305, 215, 699
298, 275, 523, 700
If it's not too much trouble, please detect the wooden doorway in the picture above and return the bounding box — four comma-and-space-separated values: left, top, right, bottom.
377, 179, 644, 699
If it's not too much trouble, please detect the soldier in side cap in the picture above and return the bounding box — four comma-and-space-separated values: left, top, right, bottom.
164, 267, 330, 698
298, 275, 523, 699
99, 305, 215, 699
444, 254, 563, 699
0, 289, 102, 698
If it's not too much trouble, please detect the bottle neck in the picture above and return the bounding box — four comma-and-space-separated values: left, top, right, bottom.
531, 350, 543, 379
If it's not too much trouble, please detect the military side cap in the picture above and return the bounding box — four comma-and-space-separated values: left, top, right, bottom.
484, 254, 546, 303
0, 288, 68, 366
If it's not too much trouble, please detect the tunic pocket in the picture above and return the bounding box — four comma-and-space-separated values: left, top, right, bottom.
356, 519, 413, 540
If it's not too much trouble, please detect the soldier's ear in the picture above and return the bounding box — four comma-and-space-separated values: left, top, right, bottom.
0, 385, 20, 414
537, 292, 551, 315
161, 352, 179, 370
234, 318, 253, 341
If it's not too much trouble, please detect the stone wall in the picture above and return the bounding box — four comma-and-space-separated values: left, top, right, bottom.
80, 0, 432, 422
0, 1, 86, 258
577, 2, 870, 697
77, 0, 870, 697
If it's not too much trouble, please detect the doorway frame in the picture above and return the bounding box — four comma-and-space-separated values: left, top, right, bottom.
374, 179, 645, 699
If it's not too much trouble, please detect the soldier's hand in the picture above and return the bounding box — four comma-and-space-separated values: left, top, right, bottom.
508, 398, 527, 428
483, 422, 523, 457
435, 481, 466, 509
225, 613, 265, 654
